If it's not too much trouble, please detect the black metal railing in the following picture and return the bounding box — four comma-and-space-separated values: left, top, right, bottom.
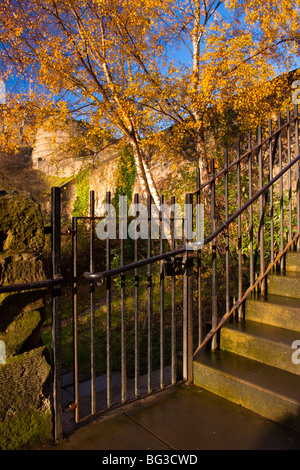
190, 105, 300, 355
80, 104, 300, 429
26, 103, 297, 441
1, 104, 299, 444
72, 191, 195, 425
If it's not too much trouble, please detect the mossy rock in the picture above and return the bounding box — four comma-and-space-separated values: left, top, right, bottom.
0, 296, 45, 356
0, 291, 45, 332
0, 346, 52, 449
0, 406, 53, 450
0, 190, 44, 253
0, 255, 47, 355
0, 252, 45, 287
0, 346, 51, 420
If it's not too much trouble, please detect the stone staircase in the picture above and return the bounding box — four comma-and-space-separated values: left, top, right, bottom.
193, 249, 300, 433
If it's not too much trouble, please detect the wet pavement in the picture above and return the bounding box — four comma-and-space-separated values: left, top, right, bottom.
48, 384, 300, 451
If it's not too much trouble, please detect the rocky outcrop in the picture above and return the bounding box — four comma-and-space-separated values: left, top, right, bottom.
0, 190, 52, 450
0, 190, 44, 253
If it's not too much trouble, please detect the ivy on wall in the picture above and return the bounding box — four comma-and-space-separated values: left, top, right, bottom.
72, 168, 89, 217
112, 144, 136, 210
111, 145, 136, 267
71, 145, 135, 218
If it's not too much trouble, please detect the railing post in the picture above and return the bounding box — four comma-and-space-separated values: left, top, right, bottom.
171, 195, 176, 385
90, 190, 96, 414
72, 215, 79, 422
248, 133, 254, 287
106, 191, 112, 408
278, 113, 284, 272
159, 194, 165, 390
224, 150, 230, 314
295, 104, 300, 250
120, 193, 127, 403
269, 121, 274, 266
134, 193, 140, 398
147, 195, 153, 392
287, 108, 292, 243
258, 126, 266, 295
237, 143, 243, 319
51, 187, 63, 442
196, 169, 203, 345
183, 193, 193, 385
210, 160, 218, 349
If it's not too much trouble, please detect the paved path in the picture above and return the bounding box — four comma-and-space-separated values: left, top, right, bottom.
48, 384, 300, 450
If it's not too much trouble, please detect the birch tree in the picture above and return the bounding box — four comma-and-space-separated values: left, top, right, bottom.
0, 0, 175, 208
1, 0, 300, 209
141, 0, 300, 200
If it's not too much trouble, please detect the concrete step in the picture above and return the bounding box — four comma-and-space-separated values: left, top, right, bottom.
245, 294, 300, 332
268, 271, 300, 300
193, 349, 300, 433
286, 251, 300, 273
220, 320, 300, 376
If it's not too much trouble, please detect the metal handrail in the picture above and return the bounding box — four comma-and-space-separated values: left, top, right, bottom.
193, 230, 300, 357
84, 152, 300, 282
191, 109, 298, 195
0, 277, 63, 293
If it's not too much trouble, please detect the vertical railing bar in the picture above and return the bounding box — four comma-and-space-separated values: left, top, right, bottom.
224, 150, 230, 313
211, 160, 217, 349
279, 113, 284, 271
171, 195, 176, 385
196, 169, 202, 345
134, 193, 139, 399
183, 193, 193, 383
72, 216, 79, 422
248, 133, 254, 287
106, 191, 112, 409
182, 206, 188, 377
187, 193, 193, 383
287, 108, 292, 243
295, 104, 300, 250
269, 120, 274, 265
237, 143, 243, 319
120, 193, 126, 404
147, 195, 153, 394
159, 194, 165, 390
51, 186, 63, 442
90, 190, 96, 414
258, 127, 266, 295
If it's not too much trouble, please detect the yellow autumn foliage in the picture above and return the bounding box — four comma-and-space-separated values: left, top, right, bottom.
0, 0, 299, 196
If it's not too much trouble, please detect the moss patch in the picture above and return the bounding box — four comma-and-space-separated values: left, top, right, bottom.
0, 191, 44, 253
0, 308, 44, 356
0, 408, 52, 450
0, 347, 52, 449
72, 168, 89, 217
112, 144, 136, 208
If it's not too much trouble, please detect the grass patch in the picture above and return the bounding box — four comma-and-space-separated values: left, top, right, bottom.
42, 266, 184, 378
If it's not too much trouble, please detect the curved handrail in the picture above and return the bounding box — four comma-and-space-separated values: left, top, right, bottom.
0, 277, 63, 293
193, 231, 300, 357
192, 111, 298, 195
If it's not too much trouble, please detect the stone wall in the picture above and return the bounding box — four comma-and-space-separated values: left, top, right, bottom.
89, 144, 185, 214
0, 191, 52, 450
31, 121, 87, 178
